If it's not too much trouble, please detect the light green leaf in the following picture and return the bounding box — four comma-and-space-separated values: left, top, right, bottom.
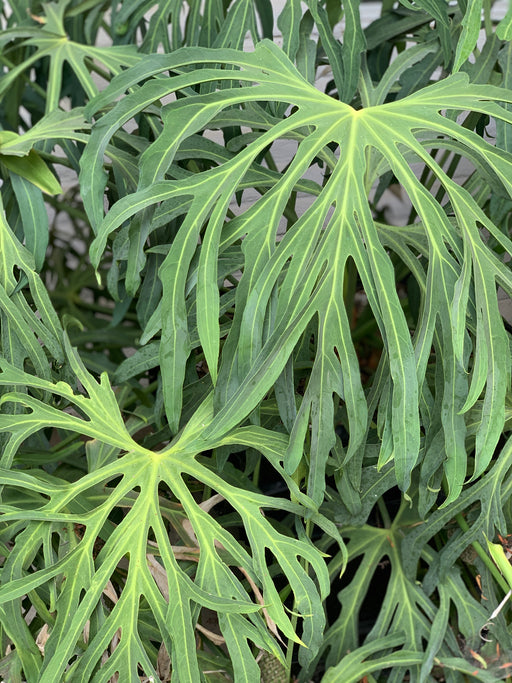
486, 536, 512, 590
0, 109, 89, 157
0, 152, 61, 195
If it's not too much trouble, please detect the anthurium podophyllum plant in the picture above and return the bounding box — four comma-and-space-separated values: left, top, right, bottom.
2, 1, 512, 681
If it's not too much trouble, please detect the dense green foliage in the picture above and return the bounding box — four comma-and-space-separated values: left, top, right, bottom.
1, 0, 512, 680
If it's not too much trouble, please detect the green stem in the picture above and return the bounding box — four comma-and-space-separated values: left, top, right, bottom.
252, 455, 261, 489
377, 497, 392, 529
284, 518, 313, 681
284, 611, 298, 682
381, 1, 395, 16
119, 381, 159, 410
482, 0, 493, 36
264, 150, 278, 173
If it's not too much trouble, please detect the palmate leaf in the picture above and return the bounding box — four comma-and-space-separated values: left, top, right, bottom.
321, 520, 445, 679
82, 40, 512, 505
0, 224, 336, 679
0, 1, 140, 113
322, 630, 502, 683
0, 359, 335, 679
0, 200, 339, 678
321, 633, 422, 683
315, 496, 501, 682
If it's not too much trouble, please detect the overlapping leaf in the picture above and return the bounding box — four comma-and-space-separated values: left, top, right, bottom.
112, 0, 273, 53
81, 40, 512, 505
2, 3, 512, 681
0, 199, 338, 679
319, 519, 491, 683
0, 0, 140, 113
0, 194, 64, 382
0, 356, 332, 680
0, 358, 336, 681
